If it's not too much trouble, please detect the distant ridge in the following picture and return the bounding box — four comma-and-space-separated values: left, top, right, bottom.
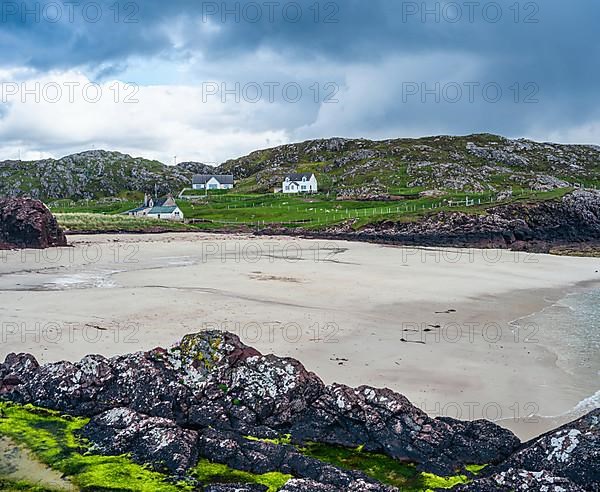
1, 134, 599, 199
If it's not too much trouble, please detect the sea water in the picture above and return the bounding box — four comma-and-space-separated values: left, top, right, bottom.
513, 287, 600, 419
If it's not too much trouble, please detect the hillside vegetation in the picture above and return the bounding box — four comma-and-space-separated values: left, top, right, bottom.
220, 134, 600, 195
1, 135, 599, 200
0, 151, 213, 200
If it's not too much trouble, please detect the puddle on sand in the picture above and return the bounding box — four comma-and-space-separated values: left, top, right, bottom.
0, 436, 77, 491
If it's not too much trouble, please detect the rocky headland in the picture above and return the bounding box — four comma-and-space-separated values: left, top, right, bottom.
0, 331, 597, 491
261, 189, 600, 254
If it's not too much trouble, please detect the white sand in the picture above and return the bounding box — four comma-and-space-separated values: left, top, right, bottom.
1, 233, 599, 440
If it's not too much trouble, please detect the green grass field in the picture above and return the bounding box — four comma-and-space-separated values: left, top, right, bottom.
49, 188, 573, 233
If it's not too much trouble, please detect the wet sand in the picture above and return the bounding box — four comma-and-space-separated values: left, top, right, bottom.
0, 437, 76, 490
0, 232, 599, 440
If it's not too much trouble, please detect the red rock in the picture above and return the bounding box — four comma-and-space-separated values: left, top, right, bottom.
0, 197, 67, 249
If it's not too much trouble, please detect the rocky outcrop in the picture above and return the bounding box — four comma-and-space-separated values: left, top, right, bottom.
0, 197, 67, 249
0, 151, 214, 199
219, 134, 600, 194
492, 410, 599, 490
455, 410, 600, 491
291, 384, 518, 475
0, 331, 597, 490
1, 331, 518, 488
452, 468, 586, 491
83, 407, 200, 475
282, 189, 600, 253
196, 427, 396, 491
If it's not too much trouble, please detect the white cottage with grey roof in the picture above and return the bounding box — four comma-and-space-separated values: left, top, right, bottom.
282, 173, 318, 194
192, 174, 234, 190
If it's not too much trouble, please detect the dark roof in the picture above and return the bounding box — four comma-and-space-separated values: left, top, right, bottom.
192, 174, 234, 185
123, 205, 149, 214
285, 173, 314, 181
148, 206, 178, 214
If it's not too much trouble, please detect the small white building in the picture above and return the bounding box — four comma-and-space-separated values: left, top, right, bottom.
125, 194, 184, 221
192, 174, 234, 190
282, 173, 318, 194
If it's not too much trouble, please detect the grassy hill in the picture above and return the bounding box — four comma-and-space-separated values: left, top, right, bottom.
0, 150, 214, 200
219, 134, 600, 195
2, 134, 598, 201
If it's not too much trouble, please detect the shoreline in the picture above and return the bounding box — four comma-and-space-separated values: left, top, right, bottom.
1, 232, 599, 440
58, 226, 600, 258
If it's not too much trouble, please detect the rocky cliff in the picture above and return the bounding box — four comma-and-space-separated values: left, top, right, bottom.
1, 331, 597, 491
0, 197, 67, 249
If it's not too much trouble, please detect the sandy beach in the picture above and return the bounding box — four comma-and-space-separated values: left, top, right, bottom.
1, 232, 598, 441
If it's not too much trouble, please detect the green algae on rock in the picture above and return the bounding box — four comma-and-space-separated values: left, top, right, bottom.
0, 402, 188, 492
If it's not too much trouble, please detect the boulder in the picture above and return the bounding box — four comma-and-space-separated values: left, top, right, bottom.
82, 407, 199, 475
492, 409, 600, 491
1, 331, 254, 420
0, 197, 67, 249
291, 384, 519, 475
188, 353, 324, 434
451, 468, 586, 491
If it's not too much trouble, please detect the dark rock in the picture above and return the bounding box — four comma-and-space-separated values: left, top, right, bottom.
204, 486, 268, 492
197, 427, 395, 490
451, 467, 586, 491
279, 480, 339, 492
2, 331, 253, 420
280, 478, 392, 491
492, 409, 600, 490
291, 384, 519, 475
0, 353, 39, 396
188, 353, 324, 434
0, 331, 519, 482
0, 197, 67, 249
15, 330, 600, 491
82, 407, 199, 474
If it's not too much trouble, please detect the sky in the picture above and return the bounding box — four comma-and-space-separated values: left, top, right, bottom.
0, 0, 599, 165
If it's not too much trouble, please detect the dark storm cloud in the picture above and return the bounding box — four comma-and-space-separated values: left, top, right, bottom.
1, 1, 598, 71
0, 0, 598, 154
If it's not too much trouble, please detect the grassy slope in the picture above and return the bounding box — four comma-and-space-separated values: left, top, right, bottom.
51, 188, 572, 233
218, 134, 600, 194
43, 132, 595, 234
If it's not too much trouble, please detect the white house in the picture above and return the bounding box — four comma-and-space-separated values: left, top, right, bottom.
282, 173, 318, 194
192, 174, 234, 190
124, 194, 184, 221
